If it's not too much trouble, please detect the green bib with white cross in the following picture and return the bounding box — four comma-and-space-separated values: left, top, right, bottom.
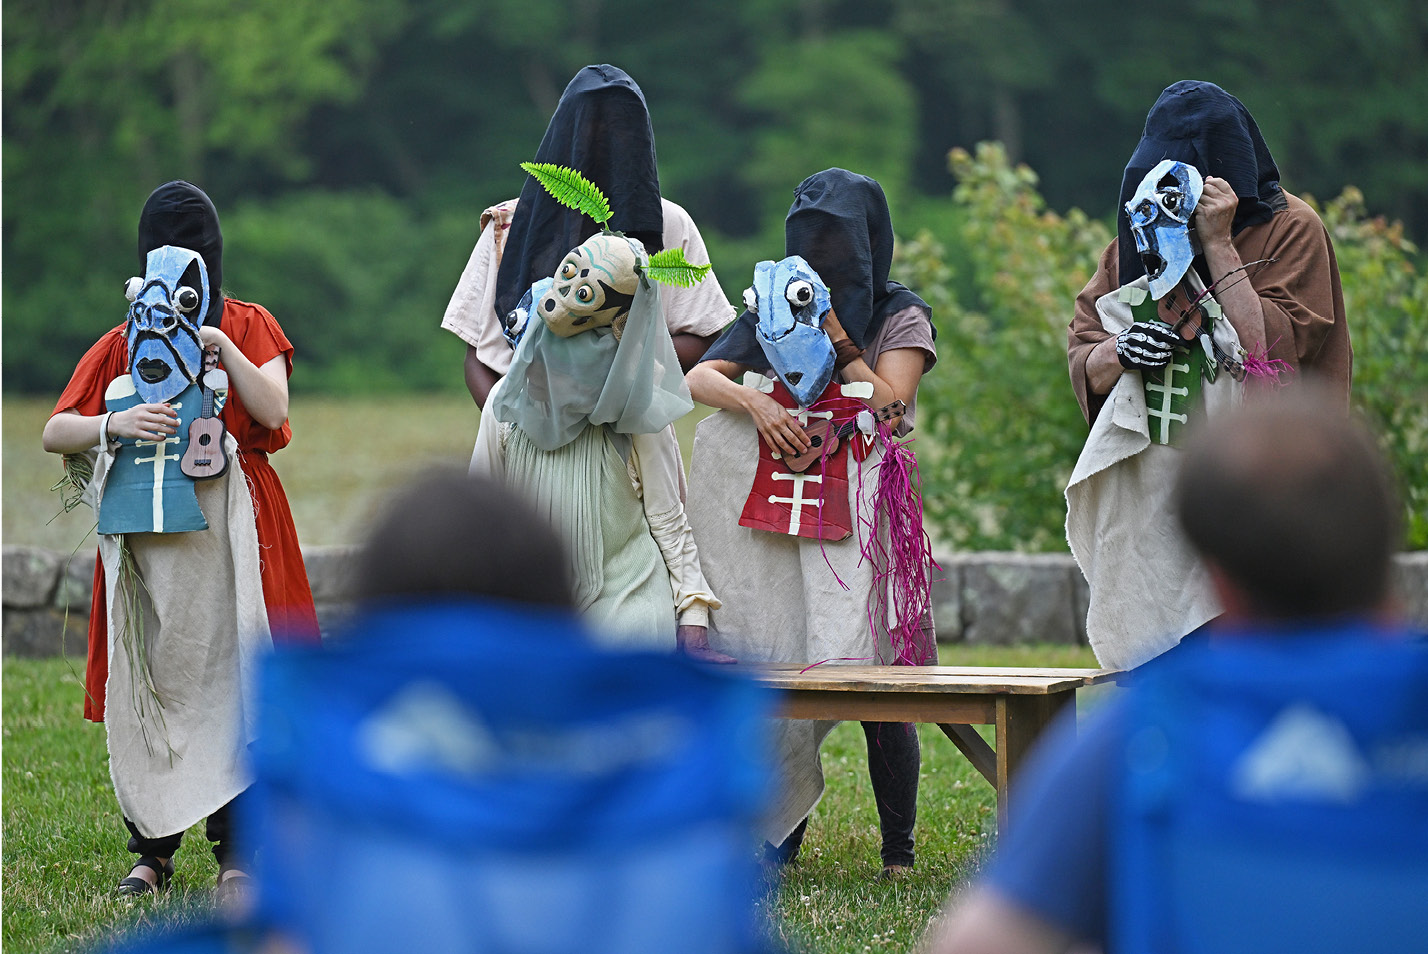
1129, 298, 1205, 447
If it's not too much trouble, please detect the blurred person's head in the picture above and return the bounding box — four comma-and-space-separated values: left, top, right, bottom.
1175, 391, 1402, 622
355, 470, 575, 609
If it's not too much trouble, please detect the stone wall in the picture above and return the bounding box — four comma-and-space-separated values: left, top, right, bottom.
5, 544, 1427, 657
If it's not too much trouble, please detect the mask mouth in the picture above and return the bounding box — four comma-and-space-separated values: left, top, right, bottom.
1139, 250, 1166, 279
785, 371, 804, 386
136, 357, 172, 383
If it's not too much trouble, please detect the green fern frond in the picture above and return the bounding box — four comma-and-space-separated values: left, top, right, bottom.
640, 248, 712, 288
520, 162, 612, 225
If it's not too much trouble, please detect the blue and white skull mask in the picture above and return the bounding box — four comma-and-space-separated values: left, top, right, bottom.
124, 245, 210, 404
745, 255, 836, 407
1124, 159, 1204, 299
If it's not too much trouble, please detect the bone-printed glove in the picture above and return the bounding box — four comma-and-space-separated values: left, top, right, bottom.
1116, 321, 1181, 372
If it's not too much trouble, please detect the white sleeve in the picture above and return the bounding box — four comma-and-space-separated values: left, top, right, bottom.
440, 216, 517, 376
630, 425, 721, 627
468, 378, 507, 479
658, 199, 737, 339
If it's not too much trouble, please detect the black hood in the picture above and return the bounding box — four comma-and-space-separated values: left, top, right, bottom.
703, 168, 930, 368
495, 64, 663, 319
137, 180, 224, 326
1118, 80, 1286, 284
785, 168, 926, 348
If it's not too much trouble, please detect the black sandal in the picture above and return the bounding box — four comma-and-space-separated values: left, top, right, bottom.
214, 867, 254, 913
116, 856, 174, 896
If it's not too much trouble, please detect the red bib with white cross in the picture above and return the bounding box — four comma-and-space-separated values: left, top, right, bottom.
737, 381, 872, 542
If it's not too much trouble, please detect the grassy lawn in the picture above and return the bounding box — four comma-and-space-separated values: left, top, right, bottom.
6, 395, 1099, 951
4, 395, 713, 552
3, 644, 1103, 954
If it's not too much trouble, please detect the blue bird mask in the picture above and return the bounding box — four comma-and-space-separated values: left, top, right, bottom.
746, 255, 836, 407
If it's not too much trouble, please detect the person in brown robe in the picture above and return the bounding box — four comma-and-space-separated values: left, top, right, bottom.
1064, 81, 1354, 670
1068, 80, 1351, 425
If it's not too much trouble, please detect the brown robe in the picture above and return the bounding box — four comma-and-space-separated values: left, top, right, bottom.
1068, 191, 1351, 425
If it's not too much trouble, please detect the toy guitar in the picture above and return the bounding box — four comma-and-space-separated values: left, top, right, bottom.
180, 347, 229, 480
783, 399, 905, 473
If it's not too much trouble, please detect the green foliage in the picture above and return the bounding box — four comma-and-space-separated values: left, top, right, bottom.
641, 248, 712, 288
738, 29, 917, 227
1317, 188, 1428, 548
221, 190, 470, 393
519, 162, 613, 225
899, 143, 1111, 552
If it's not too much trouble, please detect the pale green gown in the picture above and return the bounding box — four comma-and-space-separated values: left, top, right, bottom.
503, 423, 675, 647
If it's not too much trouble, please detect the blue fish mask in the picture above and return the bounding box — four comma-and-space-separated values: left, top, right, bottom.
503, 277, 554, 349
1124, 160, 1204, 300
747, 255, 835, 407
124, 245, 210, 405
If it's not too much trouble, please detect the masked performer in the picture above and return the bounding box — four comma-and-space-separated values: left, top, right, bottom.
1065, 81, 1351, 670
42, 181, 318, 901
685, 169, 938, 878
470, 163, 728, 662
441, 64, 733, 407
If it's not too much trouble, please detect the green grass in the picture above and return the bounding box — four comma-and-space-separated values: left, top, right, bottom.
2, 659, 227, 954
4, 396, 714, 551
6, 395, 1096, 951
3, 644, 1103, 954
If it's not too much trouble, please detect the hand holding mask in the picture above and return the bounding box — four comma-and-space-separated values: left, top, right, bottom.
1116, 321, 1182, 372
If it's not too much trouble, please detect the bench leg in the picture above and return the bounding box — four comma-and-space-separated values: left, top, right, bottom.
938, 723, 997, 787
994, 690, 1077, 831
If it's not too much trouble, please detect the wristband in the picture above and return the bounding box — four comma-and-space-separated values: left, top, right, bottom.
97, 411, 114, 447
832, 337, 865, 370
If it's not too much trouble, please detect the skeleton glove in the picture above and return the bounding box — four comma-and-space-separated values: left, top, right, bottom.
1116, 321, 1181, 372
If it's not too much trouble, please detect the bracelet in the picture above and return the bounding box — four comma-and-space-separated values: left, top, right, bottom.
97, 411, 114, 445
831, 337, 865, 370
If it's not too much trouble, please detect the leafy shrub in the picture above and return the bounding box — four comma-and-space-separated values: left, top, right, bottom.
896, 143, 1109, 552
1319, 188, 1428, 548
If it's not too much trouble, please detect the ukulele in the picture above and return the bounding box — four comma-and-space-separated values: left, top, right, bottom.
180, 347, 229, 480
782, 399, 905, 473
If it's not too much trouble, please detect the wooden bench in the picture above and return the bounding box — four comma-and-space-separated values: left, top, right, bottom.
748, 665, 1120, 826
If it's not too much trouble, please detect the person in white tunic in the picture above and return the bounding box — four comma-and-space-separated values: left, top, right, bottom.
686, 169, 938, 878
440, 65, 734, 407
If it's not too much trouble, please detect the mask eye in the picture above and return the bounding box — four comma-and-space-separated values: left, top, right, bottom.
175, 286, 201, 313
575, 285, 595, 304
559, 260, 579, 280
786, 280, 814, 307
742, 287, 758, 314
124, 277, 143, 302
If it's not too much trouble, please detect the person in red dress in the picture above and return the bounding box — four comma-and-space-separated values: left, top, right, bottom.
43, 180, 318, 906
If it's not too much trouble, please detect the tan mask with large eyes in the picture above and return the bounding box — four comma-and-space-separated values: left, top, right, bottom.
538, 233, 645, 337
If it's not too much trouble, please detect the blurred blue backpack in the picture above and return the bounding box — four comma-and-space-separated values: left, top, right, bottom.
244, 600, 773, 954
1113, 628, 1428, 954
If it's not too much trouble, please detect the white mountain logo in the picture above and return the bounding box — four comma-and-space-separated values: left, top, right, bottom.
1230, 703, 1370, 804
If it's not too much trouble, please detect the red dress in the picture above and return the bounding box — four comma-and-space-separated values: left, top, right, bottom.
51, 299, 321, 722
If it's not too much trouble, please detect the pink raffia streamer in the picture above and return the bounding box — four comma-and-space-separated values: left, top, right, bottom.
859, 420, 939, 666
1241, 337, 1294, 387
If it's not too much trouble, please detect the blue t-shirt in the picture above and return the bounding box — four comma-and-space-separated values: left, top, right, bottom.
981, 622, 1428, 950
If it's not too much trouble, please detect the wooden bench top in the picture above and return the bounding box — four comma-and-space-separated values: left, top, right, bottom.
744, 664, 1120, 696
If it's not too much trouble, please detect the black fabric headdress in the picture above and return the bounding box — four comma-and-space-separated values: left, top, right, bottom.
1117, 80, 1286, 285
704, 168, 929, 367
137, 180, 224, 327
494, 65, 664, 319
